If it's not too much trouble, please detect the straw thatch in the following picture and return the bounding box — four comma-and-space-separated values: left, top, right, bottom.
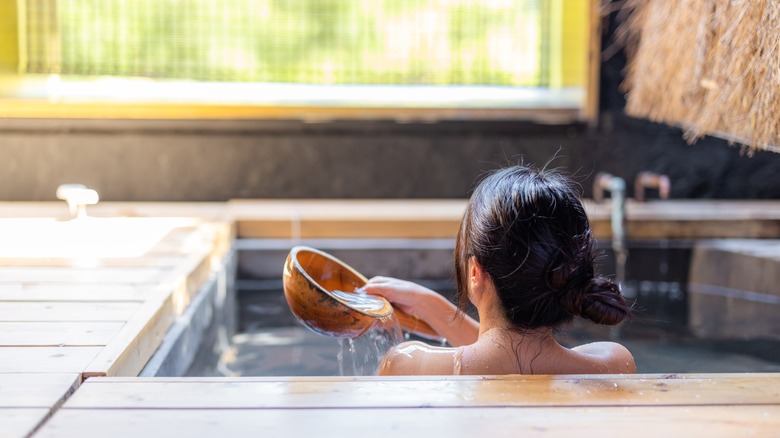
620, 0, 780, 154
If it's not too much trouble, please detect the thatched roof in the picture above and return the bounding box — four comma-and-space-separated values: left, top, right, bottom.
620, 0, 780, 154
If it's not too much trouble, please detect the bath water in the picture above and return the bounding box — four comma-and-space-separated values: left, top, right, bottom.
337, 314, 404, 376
331, 289, 388, 314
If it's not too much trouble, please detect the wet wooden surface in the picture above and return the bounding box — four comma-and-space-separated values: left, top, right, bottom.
61, 374, 780, 408
36, 374, 780, 437
34, 405, 780, 438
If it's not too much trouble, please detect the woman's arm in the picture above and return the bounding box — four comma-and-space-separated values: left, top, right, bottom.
363, 276, 479, 347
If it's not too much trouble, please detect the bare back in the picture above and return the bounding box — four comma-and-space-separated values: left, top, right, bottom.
377, 334, 636, 376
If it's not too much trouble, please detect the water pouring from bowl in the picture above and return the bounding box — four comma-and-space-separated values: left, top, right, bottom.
282, 245, 440, 340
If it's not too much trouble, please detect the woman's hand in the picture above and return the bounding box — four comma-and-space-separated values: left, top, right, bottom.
362, 276, 438, 319
363, 276, 479, 347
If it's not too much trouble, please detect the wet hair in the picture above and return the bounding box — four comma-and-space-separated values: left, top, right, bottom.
454, 165, 631, 329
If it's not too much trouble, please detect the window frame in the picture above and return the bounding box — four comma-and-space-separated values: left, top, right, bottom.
0, 0, 601, 125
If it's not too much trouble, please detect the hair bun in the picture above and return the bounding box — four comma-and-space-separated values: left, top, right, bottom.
577, 277, 631, 325
560, 276, 630, 325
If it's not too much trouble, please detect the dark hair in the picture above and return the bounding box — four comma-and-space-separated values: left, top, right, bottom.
454, 165, 630, 329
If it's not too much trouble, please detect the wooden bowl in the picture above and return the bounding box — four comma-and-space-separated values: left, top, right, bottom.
282, 246, 438, 339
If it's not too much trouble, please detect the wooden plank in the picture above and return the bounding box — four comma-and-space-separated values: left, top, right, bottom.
3, 200, 780, 240
4, 200, 780, 223
229, 199, 466, 239
237, 219, 459, 239
689, 240, 780, 339
37, 406, 780, 438
146, 226, 208, 255
138, 276, 219, 377
629, 219, 780, 239
0, 347, 101, 373
0, 100, 582, 123
0, 267, 169, 284
0, 302, 140, 322
232, 200, 780, 240
82, 298, 175, 378
0, 218, 192, 260
624, 200, 780, 220
583, 0, 601, 126
226, 199, 467, 219
146, 223, 230, 256
92, 372, 780, 382
235, 219, 294, 239
0, 283, 152, 301
300, 219, 460, 239
158, 249, 215, 317
84, 225, 229, 377
0, 255, 184, 268
0, 201, 226, 220
0, 322, 123, 346
65, 374, 780, 408
82, 248, 218, 377
228, 199, 780, 222
0, 408, 52, 438
0, 373, 80, 408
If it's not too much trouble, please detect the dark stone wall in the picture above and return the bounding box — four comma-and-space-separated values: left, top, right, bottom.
1, 13, 778, 202
0, 120, 590, 201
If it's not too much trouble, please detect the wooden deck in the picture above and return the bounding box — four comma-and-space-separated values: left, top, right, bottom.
35, 374, 780, 437
0, 214, 232, 437
1, 200, 779, 437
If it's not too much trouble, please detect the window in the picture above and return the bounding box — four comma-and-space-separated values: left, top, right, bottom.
0, 0, 597, 121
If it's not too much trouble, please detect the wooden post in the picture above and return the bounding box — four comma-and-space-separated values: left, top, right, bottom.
583, 0, 601, 126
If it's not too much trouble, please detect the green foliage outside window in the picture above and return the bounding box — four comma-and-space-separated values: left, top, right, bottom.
24, 0, 548, 86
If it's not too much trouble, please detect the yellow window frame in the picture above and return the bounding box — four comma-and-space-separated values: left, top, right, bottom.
0, 0, 600, 124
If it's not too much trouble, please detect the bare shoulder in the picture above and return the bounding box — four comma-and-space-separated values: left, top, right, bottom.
572, 342, 636, 374
376, 341, 459, 376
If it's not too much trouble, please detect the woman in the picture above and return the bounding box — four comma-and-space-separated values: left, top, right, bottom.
364, 165, 636, 375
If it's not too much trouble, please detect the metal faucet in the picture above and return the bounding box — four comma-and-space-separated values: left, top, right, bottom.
593, 172, 628, 285
56, 184, 99, 219
634, 171, 671, 202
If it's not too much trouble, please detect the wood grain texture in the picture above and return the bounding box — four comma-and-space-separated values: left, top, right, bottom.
0, 283, 152, 301
0, 347, 101, 373
0, 267, 170, 284
0, 302, 140, 322
0, 408, 52, 438
0, 373, 80, 408
0, 322, 122, 346
36, 406, 780, 438
65, 374, 780, 409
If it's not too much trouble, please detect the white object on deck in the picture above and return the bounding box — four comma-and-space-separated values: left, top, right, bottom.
56, 184, 99, 219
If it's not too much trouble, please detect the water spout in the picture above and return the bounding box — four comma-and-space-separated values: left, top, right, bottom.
56, 184, 99, 220
593, 172, 628, 284
634, 171, 671, 202
594, 173, 628, 339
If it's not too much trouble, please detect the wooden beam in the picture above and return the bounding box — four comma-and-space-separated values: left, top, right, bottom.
36, 406, 780, 437
66, 374, 780, 408
583, 0, 601, 125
